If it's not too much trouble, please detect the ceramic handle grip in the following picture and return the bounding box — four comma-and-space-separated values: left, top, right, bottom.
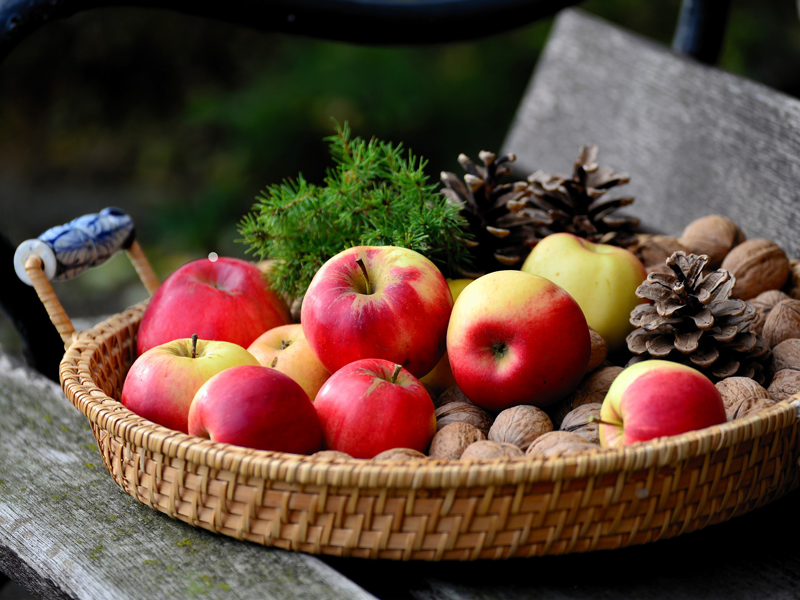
13, 207, 135, 286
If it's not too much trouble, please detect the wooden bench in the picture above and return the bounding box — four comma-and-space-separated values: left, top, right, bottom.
4, 6, 800, 599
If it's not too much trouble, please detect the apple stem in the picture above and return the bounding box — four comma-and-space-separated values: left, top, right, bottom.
588, 415, 621, 428
280, 340, 292, 350
191, 334, 198, 359
390, 364, 403, 384
271, 357, 278, 368
356, 256, 371, 295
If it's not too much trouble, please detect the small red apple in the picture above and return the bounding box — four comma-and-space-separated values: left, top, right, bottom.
598, 360, 727, 448
247, 323, 330, 400
447, 270, 591, 411
137, 256, 291, 356
121, 335, 259, 433
300, 245, 453, 378
188, 365, 322, 454
314, 358, 437, 459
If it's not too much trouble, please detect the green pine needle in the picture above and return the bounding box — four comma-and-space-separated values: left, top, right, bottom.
238, 123, 473, 300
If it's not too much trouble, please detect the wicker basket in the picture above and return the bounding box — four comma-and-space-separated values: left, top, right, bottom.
57, 301, 800, 561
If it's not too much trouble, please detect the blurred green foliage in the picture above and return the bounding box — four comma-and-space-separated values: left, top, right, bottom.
0, 0, 798, 339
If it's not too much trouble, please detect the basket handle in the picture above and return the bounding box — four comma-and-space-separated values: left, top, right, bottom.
13, 207, 160, 347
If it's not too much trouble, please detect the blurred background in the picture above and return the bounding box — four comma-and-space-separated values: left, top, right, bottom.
1, 0, 798, 357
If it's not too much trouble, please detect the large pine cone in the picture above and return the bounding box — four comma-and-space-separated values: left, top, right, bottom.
626, 252, 770, 383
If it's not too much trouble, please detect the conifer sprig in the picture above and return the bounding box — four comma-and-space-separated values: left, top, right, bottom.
238, 124, 472, 300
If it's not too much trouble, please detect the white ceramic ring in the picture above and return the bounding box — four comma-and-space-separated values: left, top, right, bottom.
14, 239, 58, 286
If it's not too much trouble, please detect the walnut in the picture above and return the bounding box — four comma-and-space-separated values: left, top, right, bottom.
428, 422, 485, 460
460, 440, 523, 460
436, 385, 470, 408
749, 290, 790, 336
634, 234, 689, 270
787, 258, 800, 300
770, 339, 800, 375
715, 377, 771, 421
560, 403, 601, 444
728, 397, 777, 420
538, 441, 600, 458
767, 369, 800, 402
550, 366, 622, 428
720, 239, 790, 300
372, 448, 428, 461
762, 299, 800, 348
311, 450, 353, 460
487, 405, 553, 452
434, 394, 494, 435
525, 431, 589, 457
678, 214, 745, 268
587, 328, 608, 373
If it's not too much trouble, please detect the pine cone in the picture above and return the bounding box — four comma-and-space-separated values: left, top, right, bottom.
626, 252, 770, 383
527, 145, 640, 248
441, 151, 547, 276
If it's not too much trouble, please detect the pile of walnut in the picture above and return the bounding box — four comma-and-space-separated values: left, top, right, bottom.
320, 215, 800, 462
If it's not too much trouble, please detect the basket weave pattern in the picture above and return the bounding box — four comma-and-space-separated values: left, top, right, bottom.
60, 302, 800, 560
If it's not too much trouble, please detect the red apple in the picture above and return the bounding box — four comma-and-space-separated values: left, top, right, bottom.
447, 270, 591, 411
301, 246, 453, 378
247, 323, 330, 400
137, 256, 291, 356
598, 360, 726, 448
121, 335, 259, 433
314, 358, 437, 459
188, 365, 322, 454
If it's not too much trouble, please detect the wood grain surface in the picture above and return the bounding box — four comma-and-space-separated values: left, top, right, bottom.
503, 9, 800, 256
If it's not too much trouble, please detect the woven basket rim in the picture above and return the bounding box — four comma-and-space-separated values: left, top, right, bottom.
60, 301, 800, 490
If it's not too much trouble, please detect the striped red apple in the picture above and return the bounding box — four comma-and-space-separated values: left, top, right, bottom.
301, 246, 453, 379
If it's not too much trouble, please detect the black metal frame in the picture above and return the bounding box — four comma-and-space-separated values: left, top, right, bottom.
0, 0, 731, 379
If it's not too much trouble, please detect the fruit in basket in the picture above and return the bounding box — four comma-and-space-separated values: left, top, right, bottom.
420, 277, 474, 395
521, 232, 646, 352
247, 323, 330, 400
121, 335, 260, 433
313, 358, 437, 459
598, 360, 726, 448
301, 246, 453, 378
447, 270, 591, 411
188, 364, 322, 453
136, 256, 291, 356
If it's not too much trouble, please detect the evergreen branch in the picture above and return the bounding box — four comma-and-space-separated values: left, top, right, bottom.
238, 123, 472, 300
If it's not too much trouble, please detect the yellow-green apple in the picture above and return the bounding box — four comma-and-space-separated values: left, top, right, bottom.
314, 358, 436, 458
598, 360, 726, 448
188, 365, 322, 453
121, 335, 259, 433
521, 233, 646, 352
300, 246, 453, 378
247, 323, 330, 400
137, 256, 291, 356
447, 270, 591, 411
420, 277, 474, 395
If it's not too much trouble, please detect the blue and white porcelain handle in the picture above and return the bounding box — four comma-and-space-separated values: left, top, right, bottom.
12, 208, 160, 346
14, 207, 137, 285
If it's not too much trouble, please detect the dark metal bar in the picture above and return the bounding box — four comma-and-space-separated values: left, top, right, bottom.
672, 0, 732, 64
0, 0, 584, 64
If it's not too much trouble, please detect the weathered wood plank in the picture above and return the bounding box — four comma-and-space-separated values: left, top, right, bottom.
0, 350, 376, 600
503, 9, 800, 253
